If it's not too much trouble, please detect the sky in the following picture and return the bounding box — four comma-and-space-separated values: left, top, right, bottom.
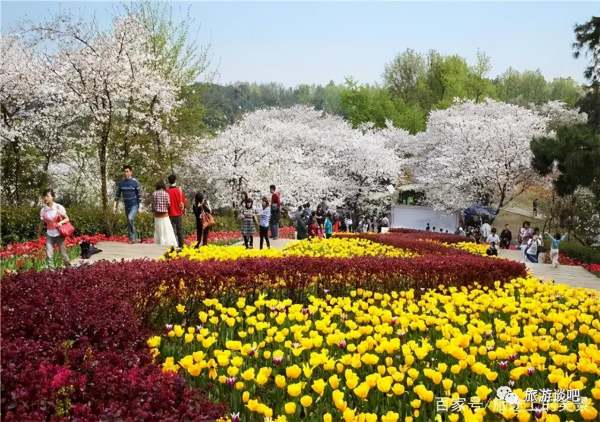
1, 1, 597, 86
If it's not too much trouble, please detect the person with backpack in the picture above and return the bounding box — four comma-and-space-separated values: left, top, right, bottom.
39, 189, 71, 268
114, 165, 141, 243
166, 174, 187, 249
193, 192, 213, 248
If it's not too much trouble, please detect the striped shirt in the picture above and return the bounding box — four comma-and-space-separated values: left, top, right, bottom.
115, 178, 141, 209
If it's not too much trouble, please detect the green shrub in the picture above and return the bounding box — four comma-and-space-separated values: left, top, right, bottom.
560, 241, 600, 264
1, 206, 242, 245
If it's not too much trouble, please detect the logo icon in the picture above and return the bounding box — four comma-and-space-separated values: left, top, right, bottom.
496, 386, 520, 407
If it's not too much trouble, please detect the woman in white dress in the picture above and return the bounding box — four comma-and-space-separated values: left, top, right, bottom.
152, 181, 178, 248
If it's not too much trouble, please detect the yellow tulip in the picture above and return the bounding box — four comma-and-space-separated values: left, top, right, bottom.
287, 382, 302, 397
284, 402, 296, 414
300, 395, 313, 407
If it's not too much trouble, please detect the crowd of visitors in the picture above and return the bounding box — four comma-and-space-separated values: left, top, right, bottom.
114, 166, 214, 250
289, 202, 390, 241
41, 169, 570, 268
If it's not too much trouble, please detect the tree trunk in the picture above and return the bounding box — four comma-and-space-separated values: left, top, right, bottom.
98, 123, 111, 234
12, 139, 21, 206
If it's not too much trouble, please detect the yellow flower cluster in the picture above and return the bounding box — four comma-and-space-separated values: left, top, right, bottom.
167, 237, 414, 262
150, 277, 600, 421
444, 241, 490, 257
283, 237, 415, 259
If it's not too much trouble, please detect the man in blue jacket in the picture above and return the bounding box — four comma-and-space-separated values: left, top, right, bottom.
114, 165, 141, 243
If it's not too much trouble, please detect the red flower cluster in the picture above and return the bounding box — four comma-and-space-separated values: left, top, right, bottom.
557, 253, 600, 274
388, 228, 468, 244
0, 227, 296, 260
1, 262, 226, 421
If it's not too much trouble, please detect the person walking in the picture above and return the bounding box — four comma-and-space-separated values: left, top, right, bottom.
39, 189, 71, 268
114, 165, 141, 243
166, 174, 187, 249
240, 197, 257, 249
345, 215, 353, 233
532, 199, 538, 217
258, 196, 271, 249
324, 212, 333, 239
152, 181, 178, 248
193, 192, 212, 247
546, 232, 568, 268
294, 206, 308, 240
269, 185, 281, 239
524, 231, 542, 263
500, 224, 512, 249
519, 221, 533, 261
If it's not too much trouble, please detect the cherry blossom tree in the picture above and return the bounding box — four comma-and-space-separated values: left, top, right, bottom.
415, 99, 552, 213
0, 35, 74, 204
195, 106, 402, 212
24, 14, 179, 212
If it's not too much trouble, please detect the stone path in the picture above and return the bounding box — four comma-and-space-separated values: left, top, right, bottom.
233, 237, 296, 250
72, 241, 170, 266
499, 249, 598, 290
72, 238, 298, 266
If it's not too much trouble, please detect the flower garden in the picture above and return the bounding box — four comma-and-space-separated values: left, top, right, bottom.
2, 230, 599, 421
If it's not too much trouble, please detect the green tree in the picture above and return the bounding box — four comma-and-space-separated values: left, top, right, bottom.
573, 16, 600, 131
467, 50, 495, 102
531, 124, 600, 199
383, 49, 427, 104
548, 77, 583, 107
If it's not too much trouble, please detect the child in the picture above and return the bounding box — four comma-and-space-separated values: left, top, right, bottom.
240, 198, 257, 249
546, 232, 567, 268
308, 214, 319, 240
258, 196, 271, 249
324, 212, 333, 239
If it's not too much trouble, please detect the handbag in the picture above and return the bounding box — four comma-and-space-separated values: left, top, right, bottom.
201, 211, 215, 228
57, 221, 75, 237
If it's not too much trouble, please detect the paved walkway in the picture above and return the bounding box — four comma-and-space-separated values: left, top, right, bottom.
72, 241, 170, 266
499, 249, 598, 290
72, 238, 298, 266
233, 237, 296, 250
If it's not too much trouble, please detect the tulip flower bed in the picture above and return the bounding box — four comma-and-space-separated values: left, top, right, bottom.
1, 234, 528, 422
151, 277, 600, 422
167, 237, 416, 262
0, 227, 296, 275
